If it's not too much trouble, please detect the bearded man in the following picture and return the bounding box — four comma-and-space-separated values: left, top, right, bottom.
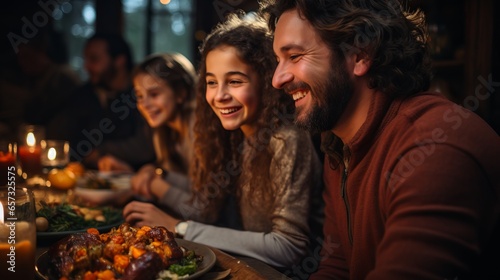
262, 0, 500, 279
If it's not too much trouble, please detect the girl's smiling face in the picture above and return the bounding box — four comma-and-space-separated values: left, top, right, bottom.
205, 45, 261, 137
134, 73, 180, 128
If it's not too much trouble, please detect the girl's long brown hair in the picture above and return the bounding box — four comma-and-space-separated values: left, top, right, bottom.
191, 13, 295, 213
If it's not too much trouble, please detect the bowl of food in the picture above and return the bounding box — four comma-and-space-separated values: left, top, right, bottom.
74, 171, 132, 206
35, 201, 123, 244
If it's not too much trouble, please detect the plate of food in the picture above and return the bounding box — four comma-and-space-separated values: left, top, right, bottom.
35, 223, 216, 280
36, 201, 123, 244
74, 171, 133, 205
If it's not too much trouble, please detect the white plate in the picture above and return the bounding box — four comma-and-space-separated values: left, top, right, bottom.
74, 172, 132, 206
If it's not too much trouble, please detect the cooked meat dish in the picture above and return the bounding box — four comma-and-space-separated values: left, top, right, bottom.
48, 223, 185, 280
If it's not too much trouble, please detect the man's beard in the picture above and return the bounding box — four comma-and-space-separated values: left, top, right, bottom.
293, 59, 353, 134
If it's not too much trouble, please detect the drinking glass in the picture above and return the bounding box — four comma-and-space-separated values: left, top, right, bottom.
0, 187, 37, 279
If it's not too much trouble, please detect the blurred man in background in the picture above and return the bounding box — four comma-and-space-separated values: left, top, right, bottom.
52, 33, 154, 170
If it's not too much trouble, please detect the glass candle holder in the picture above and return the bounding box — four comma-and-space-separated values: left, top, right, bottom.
0, 142, 17, 187
18, 125, 45, 182
41, 140, 70, 172
0, 187, 37, 279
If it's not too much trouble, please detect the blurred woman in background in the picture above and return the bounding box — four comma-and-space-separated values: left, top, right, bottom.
95, 53, 196, 208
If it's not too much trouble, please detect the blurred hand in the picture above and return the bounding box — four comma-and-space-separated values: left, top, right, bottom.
123, 201, 180, 231
130, 164, 156, 199
131, 164, 170, 200
98, 155, 133, 172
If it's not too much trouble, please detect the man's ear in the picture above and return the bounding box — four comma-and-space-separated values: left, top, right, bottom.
352, 52, 371, 77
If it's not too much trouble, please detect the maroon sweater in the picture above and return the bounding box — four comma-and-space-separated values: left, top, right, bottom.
311, 91, 500, 279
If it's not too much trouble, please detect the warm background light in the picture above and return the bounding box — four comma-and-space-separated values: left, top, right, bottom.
160, 0, 171, 5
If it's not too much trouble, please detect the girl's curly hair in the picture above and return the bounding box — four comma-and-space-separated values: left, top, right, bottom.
191, 13, 294, 212
261, 0, 432, 97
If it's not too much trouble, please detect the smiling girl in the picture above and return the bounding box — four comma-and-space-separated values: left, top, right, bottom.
129, 53, 196, 200
123, 14, 322, 267
95, 53, 196, 207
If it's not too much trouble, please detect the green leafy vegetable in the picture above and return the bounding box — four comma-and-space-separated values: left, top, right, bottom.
168, 263, 197, 276
167, 250, 202, 276
36, 201, 122, 232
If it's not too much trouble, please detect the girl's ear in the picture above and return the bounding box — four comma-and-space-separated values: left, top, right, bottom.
352, 52, 371, 77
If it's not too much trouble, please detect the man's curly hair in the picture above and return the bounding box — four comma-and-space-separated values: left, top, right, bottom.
261, 0, 432, 97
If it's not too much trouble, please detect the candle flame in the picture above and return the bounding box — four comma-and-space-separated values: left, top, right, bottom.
26, 132, 36, 147
48, 147, 57, 160
0, 201, 3, 224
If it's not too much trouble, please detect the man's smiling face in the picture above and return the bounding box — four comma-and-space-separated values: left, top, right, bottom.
272, 8, 354, 133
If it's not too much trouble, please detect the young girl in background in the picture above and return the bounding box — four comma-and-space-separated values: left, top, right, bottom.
129, 53, 195, 202
95, 53, 196, 209
123, 14, 322, 267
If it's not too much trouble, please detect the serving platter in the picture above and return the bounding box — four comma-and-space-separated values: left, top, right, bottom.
36, 219, 123, 244
35, 238, 216, 279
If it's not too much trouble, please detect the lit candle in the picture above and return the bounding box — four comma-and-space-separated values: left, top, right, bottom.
0, 240, 35, 279
1, 191, 36, 279
27, 132, 35, 148
41, 140, 69, 170
43, 147, 60, 169
19, 132, 42, 178
0, 201, 3, 224
48, 147, 56, 160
